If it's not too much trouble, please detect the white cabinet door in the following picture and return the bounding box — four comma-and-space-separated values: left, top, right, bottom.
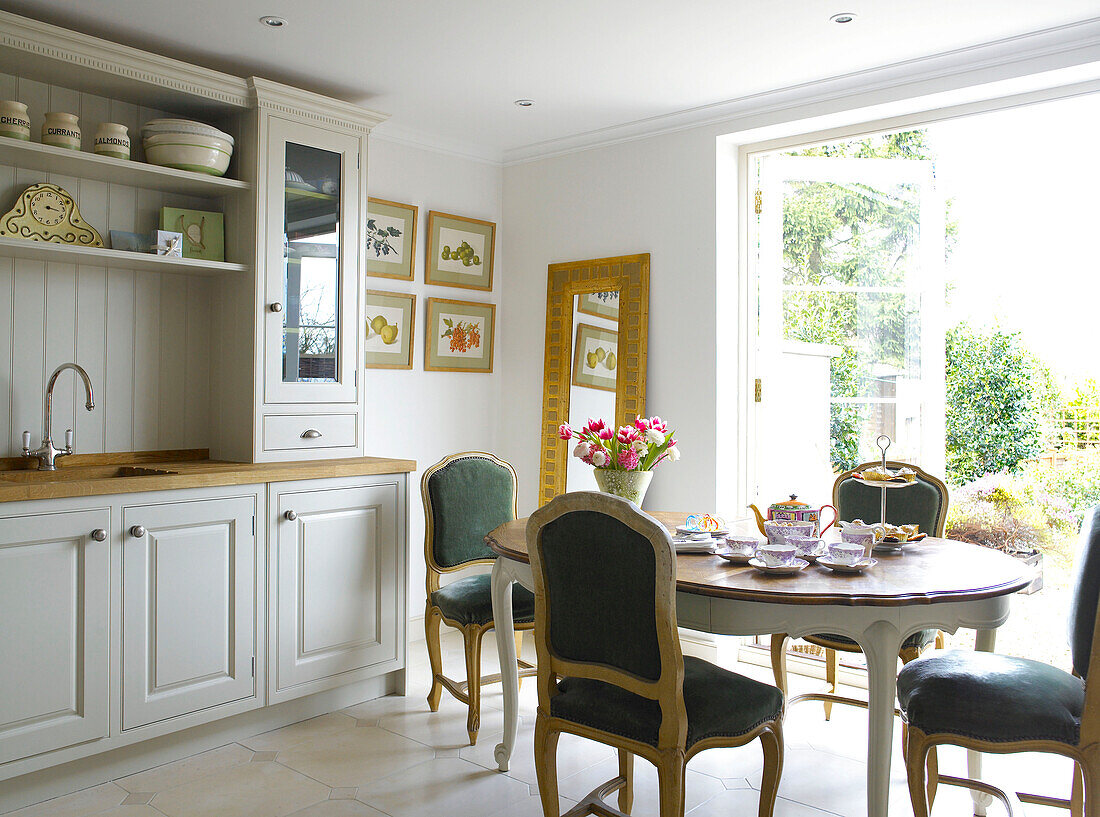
122, 496, 256, 730
0, 508, 110, 764
271, 479, 400, 699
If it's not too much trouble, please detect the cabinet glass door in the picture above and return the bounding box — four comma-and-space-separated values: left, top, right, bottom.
266, 118, 359, 404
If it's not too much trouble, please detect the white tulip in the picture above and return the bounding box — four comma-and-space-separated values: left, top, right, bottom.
645, 428, 664, 445
573, 441, 591, 459
591, 449, 609, 467
666, 444, 680, 462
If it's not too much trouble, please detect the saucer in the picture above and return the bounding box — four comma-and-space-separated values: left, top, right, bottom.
873, 542, 905, 554
748, 557, 808, 575
677, 524, 729, 537
819, 556, 878, 573
794, 546, 827, 563
716, 550, 754, 565
674, 537, 719, 553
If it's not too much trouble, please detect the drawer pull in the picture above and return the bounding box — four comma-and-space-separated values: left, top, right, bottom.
284, 510, 298, 521
91, 528, 107, 542
130, 525, 146, 538
301, 429, 322, 439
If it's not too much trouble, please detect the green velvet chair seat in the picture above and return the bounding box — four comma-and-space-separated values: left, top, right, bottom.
430, 574, 535, 627
807, 628, 937, 652
897, 650, 1084, 745
551, 655, 783, 750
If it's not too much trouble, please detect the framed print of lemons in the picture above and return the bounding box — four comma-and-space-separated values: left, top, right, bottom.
364, 290, 416, 370
425, 297, 495, 373
572, 323, 618, 392
0, 183, 103, 246
425, 210, 495, 291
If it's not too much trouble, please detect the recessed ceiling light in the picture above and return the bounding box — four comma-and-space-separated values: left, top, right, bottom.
829, 12, 856, 24
514, 99, 535, 108
259, 15, 288, 28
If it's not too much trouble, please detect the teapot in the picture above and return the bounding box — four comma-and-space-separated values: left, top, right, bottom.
748, 495, 838, 538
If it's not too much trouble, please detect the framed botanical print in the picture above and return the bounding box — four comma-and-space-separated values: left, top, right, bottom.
576, 290, 620, 321
571, 323, 618, 392
425, 210, 495, 291
364, 290, 416, 369
425, 298, 495, 373
366, 198, 417, 280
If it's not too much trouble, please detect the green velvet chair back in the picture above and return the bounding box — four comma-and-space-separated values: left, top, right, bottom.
527, 493, 685, 727
833, 460, 949, 537
422, 452, 518, 572
1068, 507, 1100, 680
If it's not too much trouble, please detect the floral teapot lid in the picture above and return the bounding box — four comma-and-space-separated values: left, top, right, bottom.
769, 494, 811, 513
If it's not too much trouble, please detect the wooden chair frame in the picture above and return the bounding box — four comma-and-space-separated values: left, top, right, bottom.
421, 451, 536, 745
903, 590, 1100, 817
528, 492, 784, 817
771, 460, 949, 719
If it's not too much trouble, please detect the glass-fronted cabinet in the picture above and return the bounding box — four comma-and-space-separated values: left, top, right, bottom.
265, 117, 360, 405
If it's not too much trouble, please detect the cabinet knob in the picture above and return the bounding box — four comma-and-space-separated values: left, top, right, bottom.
91, 528, 107, 542
301, 429, 322, 439
269, 302, 283, 313
130, 525, 146, 538
284, 510, 297, 521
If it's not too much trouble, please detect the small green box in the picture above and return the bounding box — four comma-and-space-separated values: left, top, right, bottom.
160, 207, 224, 262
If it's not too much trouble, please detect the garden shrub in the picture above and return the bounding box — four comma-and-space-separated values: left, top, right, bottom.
1024, 450, 1100, 527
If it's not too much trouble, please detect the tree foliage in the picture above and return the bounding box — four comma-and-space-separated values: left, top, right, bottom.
944, 324, 1058, 483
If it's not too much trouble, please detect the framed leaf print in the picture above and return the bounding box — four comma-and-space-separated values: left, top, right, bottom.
366, 198, 417, 280
425, 298, 495, 373
425, 210, 495, 291
364, 290, 416, 369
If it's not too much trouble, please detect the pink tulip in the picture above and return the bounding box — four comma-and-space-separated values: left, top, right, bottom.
616, 426, 640, 444
634, 417, 651, 431
598, 427, 614, 440
585, 418, 607, 433
648, 416, 668, 434
558, 422, 573, 440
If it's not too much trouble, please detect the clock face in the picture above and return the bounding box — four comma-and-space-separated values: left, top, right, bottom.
29, 190, 67, 226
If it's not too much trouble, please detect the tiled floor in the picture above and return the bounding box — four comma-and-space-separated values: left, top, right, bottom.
6, 633, 1077, 817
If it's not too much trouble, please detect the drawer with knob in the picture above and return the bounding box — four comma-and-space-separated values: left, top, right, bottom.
262, 413, 358, 452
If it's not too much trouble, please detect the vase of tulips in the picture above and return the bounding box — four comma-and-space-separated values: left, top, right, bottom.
558, 416, 679, 506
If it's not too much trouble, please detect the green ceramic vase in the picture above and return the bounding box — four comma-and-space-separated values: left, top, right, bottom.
593, 469, 653, 506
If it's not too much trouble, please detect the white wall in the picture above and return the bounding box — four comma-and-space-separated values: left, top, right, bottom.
362, 136, 503, 617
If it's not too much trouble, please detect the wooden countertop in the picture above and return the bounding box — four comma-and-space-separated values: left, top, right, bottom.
487, 510, 1035, 607
0, 449, 417, 502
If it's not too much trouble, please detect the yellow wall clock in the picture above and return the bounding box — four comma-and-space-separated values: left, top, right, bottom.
0, 183, 103, 247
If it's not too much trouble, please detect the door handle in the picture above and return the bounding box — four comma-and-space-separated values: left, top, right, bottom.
130, 525, 146, 538
284, 510, 297, 521
91, 528, 107, 541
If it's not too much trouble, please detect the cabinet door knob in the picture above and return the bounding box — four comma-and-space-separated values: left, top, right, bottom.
91, 528, 107, 542
301, 429, 322, 439
130, 525, 146, 538
269, 302, 283, 313
284, 510, 297, 521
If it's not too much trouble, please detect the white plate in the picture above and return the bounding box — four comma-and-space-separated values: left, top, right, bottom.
674, 538, 718, 554
873, 542, 906, 554
676, 524, 729, 537
819, 557, 878, 573
749, 557, 808, 575
716, 550, 754, 565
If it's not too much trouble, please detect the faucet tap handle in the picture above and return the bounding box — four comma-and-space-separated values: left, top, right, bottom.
64, 429, 73, 453
21, 430, 30, 454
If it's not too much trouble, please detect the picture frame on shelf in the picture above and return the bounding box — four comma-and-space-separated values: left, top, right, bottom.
366, 198, 417, 281
571, 322, 619, 392
364, 290, 416, 370
160, 206, 224, 261
424, 297, 495, 373
577, 289, 620, 321
425, 210, 495, 291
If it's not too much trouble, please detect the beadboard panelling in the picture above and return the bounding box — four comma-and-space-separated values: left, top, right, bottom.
0, 72, 227, 456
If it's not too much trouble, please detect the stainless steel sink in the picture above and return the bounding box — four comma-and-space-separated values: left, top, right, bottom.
0, 466, 179, 482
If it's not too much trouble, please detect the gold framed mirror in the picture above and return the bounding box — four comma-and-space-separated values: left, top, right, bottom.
539, 253, 649, 504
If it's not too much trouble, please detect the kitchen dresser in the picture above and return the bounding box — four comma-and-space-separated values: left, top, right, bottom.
0, 12, 411, 812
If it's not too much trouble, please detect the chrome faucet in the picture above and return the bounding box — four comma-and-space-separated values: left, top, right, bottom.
22, 363, 95, 470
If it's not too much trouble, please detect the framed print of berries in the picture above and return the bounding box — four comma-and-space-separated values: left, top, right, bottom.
424, 297, 495, 373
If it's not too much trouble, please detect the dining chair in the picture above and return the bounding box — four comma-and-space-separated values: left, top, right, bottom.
528, 491, 785, 817
896, 505, 1100, 817
421, 451, 537, 745
770, 460, 949, 719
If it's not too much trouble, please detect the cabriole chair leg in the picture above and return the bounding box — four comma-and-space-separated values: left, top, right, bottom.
758, 725, 784, 817
823, 648, 840, 721
425, 605, 444, 712
533, 714, 561, 817
463, 624, 486, 744
618, 749, 634, 813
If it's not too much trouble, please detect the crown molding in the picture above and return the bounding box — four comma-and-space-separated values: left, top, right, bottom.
370, 123, 502, 166
0, 9, 250, 110
502, 16, 1100, 165
249, 77, 388, 134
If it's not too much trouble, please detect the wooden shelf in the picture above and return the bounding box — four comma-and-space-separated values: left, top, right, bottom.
0, 137, 250, 197
0, 236, 248, 276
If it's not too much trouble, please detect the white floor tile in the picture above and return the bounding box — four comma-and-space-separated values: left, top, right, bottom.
558, 755, 727, 817
151, 760, 329, 817
240, 713, 358, 754
5, 783, 128, 817
355, 757, 531, 817
277, 726, 436, 788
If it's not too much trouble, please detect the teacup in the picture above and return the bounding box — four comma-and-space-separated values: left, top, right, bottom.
724, 535, 761, 557
757, 543, 797, 568
828, 543, 868, 565
787, 535, 826, 559
839, 520, 887, 541
764, 519, 816, 545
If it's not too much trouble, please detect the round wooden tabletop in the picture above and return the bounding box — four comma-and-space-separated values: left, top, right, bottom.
486, 511, 1036, 607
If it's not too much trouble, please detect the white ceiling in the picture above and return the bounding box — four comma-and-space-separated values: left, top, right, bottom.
2, 0, 1098, 161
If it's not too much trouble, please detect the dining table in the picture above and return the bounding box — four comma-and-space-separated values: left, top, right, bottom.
486, 511, 1036, 817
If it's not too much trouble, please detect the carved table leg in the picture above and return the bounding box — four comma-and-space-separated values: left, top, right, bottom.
491, 559, 520, 772
860, 619, 904, 817
969, 628, 997, 816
